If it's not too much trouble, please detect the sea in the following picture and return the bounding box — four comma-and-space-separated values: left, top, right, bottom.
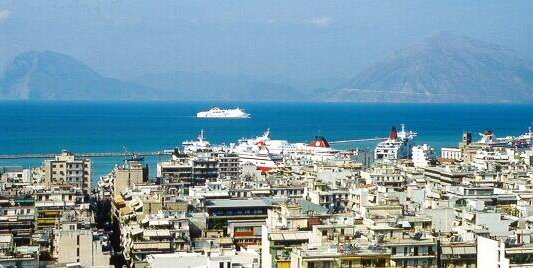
1, 101, 532, 182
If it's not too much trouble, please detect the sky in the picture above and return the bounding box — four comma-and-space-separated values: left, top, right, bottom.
0, 0, 531, 86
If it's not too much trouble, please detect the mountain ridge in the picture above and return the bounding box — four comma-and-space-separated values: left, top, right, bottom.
0, 51, 158, 100
133, 71, 302, 102
322, 32, 533, 103
2, 33, 533, 103
0, 51, 302, 101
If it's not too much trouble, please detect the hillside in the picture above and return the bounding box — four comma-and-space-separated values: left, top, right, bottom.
0, 51, 157, 100
0, 51, 301, 101
323, 32, 533, 103
133, 71, 301, 102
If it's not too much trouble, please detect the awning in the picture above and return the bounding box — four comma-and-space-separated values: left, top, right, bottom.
441, 246, 452, 255
131, 228, 143, 236
399, 221, 411, 228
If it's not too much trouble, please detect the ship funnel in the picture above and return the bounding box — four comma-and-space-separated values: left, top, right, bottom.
390, 126, 398, 140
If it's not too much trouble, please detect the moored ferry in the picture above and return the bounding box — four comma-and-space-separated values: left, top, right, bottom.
231, 129, 285, 172
374, 124, 417, 161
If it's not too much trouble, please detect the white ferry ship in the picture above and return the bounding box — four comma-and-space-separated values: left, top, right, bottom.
237, 148, 283, 173
182, 130, 212, 154
475, 130, 512, 146
374, 124, 417, 161
196, 107, 250, 119
291, 136, 337, 161
517, 127, 533, 145
236, 129, 290, 155
231, 129, 285, 172
475, 127, 533, 148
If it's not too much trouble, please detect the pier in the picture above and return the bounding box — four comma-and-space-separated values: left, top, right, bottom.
0, 151, 171, 160
0, 137, 389, 160
329, 137, 387, 144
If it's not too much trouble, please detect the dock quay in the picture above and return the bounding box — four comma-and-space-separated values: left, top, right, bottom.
0, 151, 171, 159
329, 137, 387, 144
0, 137, 388, 160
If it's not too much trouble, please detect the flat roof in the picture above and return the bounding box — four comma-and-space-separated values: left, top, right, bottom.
206, 199, 271, 208
0, 234, 13, 243
144, 229, 171, 237
299, 200, 329, 214
270, 232, 310, 241
441, 245, 476, 255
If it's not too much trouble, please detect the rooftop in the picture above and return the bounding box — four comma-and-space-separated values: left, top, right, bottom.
206, 199, 272, 208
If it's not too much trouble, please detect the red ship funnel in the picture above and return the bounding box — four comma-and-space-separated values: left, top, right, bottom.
390, 126, 398, 140
309, 136, 331, 148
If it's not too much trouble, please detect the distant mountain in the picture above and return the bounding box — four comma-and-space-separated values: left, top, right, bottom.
0, 51, 302, 101
323, 32, 533, 103
0, 51, 158, 100
5, 34, 532, 103
133, 71, 302, 101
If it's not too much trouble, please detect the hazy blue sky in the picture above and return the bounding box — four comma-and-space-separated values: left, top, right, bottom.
0, 0, 531, 84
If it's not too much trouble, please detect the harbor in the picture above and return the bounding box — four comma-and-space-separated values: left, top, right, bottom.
1, 1, 532, 267
1, 123, 533, 267
0, 151, 171, 160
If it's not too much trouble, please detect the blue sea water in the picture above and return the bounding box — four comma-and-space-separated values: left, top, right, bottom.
1, 101, 532, 180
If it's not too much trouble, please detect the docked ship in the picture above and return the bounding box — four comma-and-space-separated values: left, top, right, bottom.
291, 136, 337, 161
196, 107, 250, 119
474, 128, 533, 148
232, 129, 285, 172
474, 130, 513, 146
237, 147, 283, 173
236, 129, 291, 155
374, 124, 417, 161
182, 130, 212, 154
515, 127, 533, 147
